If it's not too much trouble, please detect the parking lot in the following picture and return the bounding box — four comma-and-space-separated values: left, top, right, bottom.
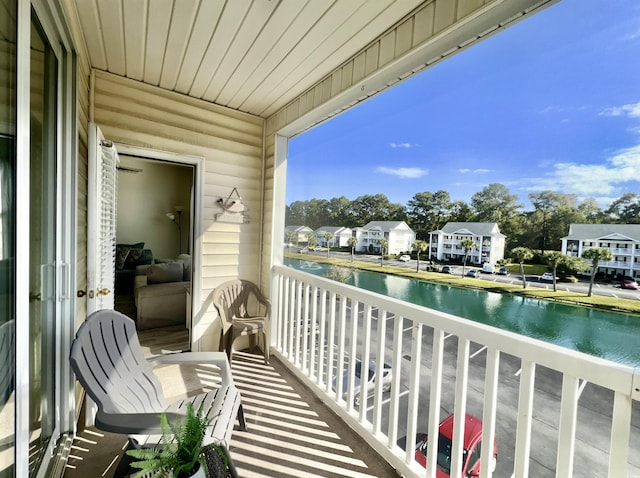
300, 250, 640, 301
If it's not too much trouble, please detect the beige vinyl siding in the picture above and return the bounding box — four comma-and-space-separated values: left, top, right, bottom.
92, 71, 265, 351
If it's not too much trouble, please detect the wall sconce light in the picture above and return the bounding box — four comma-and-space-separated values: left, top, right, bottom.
166, 205, 183, 253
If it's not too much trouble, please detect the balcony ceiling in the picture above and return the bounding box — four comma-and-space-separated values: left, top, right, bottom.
71, 0, 425, 119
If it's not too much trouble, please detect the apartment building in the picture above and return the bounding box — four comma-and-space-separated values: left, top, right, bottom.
314, 226, 353, 248
353, 221, 416, 255
429, 222, 505, 266
561, 224, 640, 279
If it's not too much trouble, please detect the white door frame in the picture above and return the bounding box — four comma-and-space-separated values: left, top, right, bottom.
114, 143, 204, 350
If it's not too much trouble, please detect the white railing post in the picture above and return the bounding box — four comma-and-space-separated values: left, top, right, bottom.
404, 321, 422, 465
426, 328, 445, 477
359, 304, 373, 423
388, 315, 404, 447
608, 391, 632, 477
556, 374, 579, 477
373, 309, 387, 434
514, 360, 535, 478
451, 338, 470, 477
480, 348, 499, 478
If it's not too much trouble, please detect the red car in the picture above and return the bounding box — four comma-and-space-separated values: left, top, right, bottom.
413, 414, 497, 477
621, 280, 638, 290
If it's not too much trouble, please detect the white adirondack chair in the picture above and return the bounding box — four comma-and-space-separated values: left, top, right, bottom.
69, 310, 246, 454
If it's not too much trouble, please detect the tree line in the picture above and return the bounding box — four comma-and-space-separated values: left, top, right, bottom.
286, 184, 640, 252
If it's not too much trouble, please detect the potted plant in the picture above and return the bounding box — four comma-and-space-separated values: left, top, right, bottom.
126, 402, 229, 478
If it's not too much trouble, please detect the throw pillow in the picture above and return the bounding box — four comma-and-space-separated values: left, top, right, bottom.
125, 248, 144, 264
146, 261, 183, 284
115, 246, 130, 270
117, 241, 144, 251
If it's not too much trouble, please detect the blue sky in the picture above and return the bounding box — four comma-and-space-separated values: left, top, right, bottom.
286, 0, 640, 210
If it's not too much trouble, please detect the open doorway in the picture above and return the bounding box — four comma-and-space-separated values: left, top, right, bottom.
112, 150, 198, 350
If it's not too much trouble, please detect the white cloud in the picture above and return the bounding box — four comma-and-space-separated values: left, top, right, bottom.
375, 166, 428, 179
458, 168, 490, 174
600, 101, 640, 118
389, 142, 418, 148
522, 144, 640, 198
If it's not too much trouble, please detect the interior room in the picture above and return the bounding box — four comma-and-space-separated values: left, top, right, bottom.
114, 155, 194, 334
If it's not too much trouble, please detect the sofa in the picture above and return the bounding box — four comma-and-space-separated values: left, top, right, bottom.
115, 242, 153, 294
133, 254, 191, 330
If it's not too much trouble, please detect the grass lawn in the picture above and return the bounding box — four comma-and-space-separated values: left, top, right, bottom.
285, 253, 640, 316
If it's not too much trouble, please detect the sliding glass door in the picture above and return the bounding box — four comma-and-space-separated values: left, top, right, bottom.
27, 10, 58, 476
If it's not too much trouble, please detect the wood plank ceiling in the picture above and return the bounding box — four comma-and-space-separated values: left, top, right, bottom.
72, 0, 425, 119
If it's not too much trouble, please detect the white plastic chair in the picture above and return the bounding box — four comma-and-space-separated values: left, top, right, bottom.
69, 310, 246, 450
212, 280, 270, 365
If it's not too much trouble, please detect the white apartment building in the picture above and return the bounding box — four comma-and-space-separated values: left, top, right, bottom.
314, 226, 353, 248
561, 224, 640, 279
353, 221, 416, 255
429, 222, 505, 266
285, 225, 315, 244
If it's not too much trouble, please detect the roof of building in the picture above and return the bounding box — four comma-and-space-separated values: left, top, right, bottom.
314, 226, 351, 234
360, 221, 414, 232
564, 224, 640, 241
285, 225, 314, 233
431, 222, 504, 237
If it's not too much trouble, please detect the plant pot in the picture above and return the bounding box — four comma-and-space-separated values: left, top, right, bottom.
169, 463, 206, 478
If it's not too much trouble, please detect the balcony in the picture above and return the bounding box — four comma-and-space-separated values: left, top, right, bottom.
271, 265, 640, 477
65, 267, 640, 478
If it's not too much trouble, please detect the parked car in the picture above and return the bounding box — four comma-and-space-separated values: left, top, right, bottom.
332, 359, 392, 406
398, 414, 497, 477
481, 263, 494, 274
621, 279, 639, 290
440, 266, 452, 274
541, 272, 555, 281
398, 254, 411, 262
497, 267, 509, 275
465, 269, 480, 278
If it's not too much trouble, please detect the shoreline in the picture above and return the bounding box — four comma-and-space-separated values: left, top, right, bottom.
285, 252, 640, 316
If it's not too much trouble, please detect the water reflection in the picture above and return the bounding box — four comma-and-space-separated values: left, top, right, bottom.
286, 258, 640, 366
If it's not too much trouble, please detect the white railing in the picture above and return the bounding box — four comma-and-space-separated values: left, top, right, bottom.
270, 265, 640, 478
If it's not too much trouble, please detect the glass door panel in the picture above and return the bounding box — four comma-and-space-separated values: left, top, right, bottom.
0, 0, 17, 476
28, 14, 57, 475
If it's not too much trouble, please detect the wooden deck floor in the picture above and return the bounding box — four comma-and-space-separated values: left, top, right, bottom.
63, 330, 399, 478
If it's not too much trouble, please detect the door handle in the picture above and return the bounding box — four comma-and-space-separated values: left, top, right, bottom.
97, 288, 111, 296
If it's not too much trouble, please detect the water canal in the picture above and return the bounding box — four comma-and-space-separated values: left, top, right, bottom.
285, 258, 640, 367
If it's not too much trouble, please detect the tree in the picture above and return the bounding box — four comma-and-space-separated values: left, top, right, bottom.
543, 251, 563, 292
406, 190, 452, 240
412, 239, 429, 272
460, 238, 477, 277
286, 231, 296, 248
511, 247, 533, 288
379, 238, 389, 266
529, 191, 564, 254
470, 183, 524, 249
347, 236, 358, 261
323, 232, 334, 257
582, 248, 613, 297
605, 192, 640, 223
306, 232, 317, 249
